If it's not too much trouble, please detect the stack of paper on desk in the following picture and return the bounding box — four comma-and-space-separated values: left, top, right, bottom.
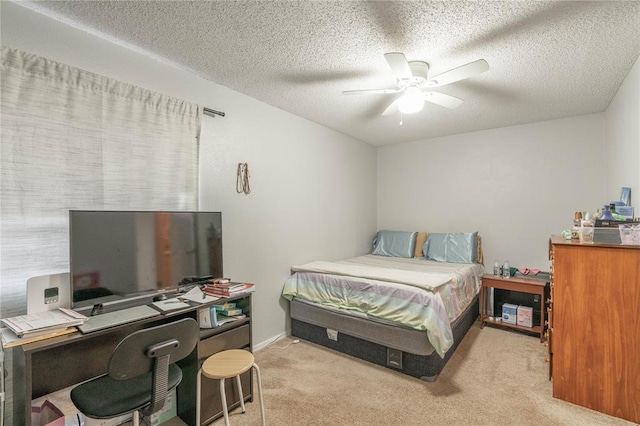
0, 327, 76, 348
0, 308, 87, 347
1, 308, 87, 338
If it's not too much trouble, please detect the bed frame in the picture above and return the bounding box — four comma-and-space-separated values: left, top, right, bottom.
290, 294, 479, 382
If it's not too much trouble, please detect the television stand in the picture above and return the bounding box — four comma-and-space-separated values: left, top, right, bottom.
9, 294, 253, 426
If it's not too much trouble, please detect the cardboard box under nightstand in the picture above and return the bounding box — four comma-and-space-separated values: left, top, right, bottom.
502, 303, 518, 324
517, 305, 533, 328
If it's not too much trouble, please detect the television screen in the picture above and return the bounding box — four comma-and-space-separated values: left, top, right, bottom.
69, 210, 222, 310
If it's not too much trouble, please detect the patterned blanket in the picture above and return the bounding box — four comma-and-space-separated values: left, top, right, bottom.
282, 255, 483, 357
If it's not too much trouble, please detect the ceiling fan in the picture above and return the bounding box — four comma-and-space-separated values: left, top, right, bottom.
343, 52, 489, 117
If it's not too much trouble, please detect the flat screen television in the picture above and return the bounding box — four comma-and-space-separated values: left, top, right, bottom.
69, 210, 223, 311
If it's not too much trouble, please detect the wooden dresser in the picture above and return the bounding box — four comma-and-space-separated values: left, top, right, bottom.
548, 236, 639, 423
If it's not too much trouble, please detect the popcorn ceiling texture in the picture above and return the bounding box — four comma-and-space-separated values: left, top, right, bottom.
18, 1, 640, 146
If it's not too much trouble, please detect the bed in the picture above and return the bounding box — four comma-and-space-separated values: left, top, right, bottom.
282, 230, 484, 381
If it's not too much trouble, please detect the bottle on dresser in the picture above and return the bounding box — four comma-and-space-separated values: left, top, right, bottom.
502, 260, 510, 279
493, 259, 500, 277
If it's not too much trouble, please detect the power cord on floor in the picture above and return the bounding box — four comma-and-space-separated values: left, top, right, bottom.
265, 335, 300, 350
270, 339, 300, 350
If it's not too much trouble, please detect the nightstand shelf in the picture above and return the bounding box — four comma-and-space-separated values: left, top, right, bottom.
479, 274, 547, 342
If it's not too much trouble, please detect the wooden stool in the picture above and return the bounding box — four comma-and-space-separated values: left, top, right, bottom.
196, 349, 265, 426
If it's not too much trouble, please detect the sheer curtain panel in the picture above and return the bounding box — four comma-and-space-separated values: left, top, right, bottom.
0, 46, 201, 317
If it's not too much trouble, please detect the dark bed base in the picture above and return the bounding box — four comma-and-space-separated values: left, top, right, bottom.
291, 295, 479, 382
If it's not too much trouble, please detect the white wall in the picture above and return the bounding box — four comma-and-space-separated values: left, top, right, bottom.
198, 111, 377, 346
377, 114, 606, 271
377, 52, 640, 272
2, 0, 638, 344
605, 55, 640, 210
0, 2, 377, 347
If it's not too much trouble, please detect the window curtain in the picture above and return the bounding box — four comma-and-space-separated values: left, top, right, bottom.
0, 46, 201, 317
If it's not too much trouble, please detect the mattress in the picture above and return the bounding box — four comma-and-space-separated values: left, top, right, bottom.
290, 298, 436, 356
283, 254, 484, 357
290, 295, 480, 381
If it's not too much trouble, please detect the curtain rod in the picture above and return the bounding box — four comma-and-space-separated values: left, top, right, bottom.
203, 107, 225, 118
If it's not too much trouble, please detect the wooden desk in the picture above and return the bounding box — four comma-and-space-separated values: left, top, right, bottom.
479, 274, 546, 342
9, 294, 252, 426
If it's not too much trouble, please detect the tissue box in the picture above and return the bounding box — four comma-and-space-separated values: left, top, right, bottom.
502, 303, 518, 325
517, 305, 533, 328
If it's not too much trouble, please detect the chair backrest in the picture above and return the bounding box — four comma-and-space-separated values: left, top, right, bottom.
109, 317, 199, 379
108, 317, 199, 415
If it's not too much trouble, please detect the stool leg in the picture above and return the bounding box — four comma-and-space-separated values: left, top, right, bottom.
253, 363, 266, 426
132, 411, 139, 426
196, 368, 202, 426
235, 374, 246, 413
220, 378, 230, 426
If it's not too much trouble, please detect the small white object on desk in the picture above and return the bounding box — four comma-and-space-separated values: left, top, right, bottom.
180, 286, 219, 303
152, 299, 191, 312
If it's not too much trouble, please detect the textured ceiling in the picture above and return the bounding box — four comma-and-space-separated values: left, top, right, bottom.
15, 1, 640, 146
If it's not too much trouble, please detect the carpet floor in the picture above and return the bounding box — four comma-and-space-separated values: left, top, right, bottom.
195, 323, 634, 426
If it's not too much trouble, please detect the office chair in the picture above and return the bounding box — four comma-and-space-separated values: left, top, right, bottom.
70, 318, 199, 426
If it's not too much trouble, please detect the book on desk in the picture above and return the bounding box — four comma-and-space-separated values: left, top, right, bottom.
203, 282, 255, 298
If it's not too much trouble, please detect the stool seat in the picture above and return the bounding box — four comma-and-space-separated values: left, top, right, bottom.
202, 349, 254, 379
196, 349, 265, 426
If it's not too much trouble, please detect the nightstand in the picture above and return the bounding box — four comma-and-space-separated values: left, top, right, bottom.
479, 274, 547, 342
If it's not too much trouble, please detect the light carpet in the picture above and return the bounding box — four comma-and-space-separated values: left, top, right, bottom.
194, 323, 633, 426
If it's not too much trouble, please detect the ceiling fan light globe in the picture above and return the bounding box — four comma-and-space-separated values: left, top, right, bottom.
398, 88, 424, 114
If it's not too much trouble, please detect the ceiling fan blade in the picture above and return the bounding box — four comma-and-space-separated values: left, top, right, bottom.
381, 99, 400, 116
426, 59, 489, 87
423, 92, 464, 109
342, 88, 402, 95
384, 52, 413, 80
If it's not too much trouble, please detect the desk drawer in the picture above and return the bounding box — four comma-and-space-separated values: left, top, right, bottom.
199, 324, 250, 360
